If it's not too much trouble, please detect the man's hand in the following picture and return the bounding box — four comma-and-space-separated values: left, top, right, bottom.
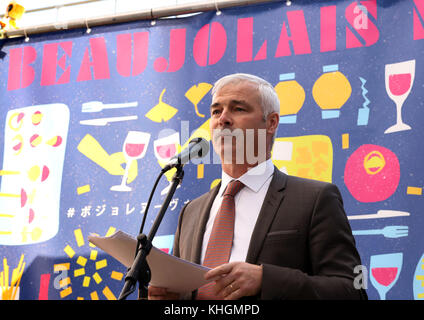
204, 262, 263, 300
148, 286, 180, 300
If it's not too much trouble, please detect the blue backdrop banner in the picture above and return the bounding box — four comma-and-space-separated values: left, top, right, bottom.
0, 0, 423, 300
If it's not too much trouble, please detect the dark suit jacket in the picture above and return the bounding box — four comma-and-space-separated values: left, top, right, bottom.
173, 167, 367, 300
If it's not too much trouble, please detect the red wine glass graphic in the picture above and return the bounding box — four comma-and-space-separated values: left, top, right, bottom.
370, 252, 402, 300
153, 132, 180, 195
110, 131, 150, 192
384, 60, 415, 134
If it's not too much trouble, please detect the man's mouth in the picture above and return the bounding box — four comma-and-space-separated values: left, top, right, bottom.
212, 128, 244, 143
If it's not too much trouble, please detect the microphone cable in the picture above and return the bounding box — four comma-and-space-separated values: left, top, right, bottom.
134, 168, 165, 259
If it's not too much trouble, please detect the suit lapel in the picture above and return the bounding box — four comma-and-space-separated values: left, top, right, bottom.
191, 182, 221, 264
245, 167, 287, 264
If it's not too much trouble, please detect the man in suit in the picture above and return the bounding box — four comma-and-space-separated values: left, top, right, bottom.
148, 73, 367, 300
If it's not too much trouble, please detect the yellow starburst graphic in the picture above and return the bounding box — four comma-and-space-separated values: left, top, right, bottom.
59, 226, 124, 300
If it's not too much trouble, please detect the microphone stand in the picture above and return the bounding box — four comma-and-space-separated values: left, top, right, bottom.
118, 164, 184, 300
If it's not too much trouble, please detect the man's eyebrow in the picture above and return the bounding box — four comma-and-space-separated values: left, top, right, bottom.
230, 100, 252, 109
210, 102, 220, 109
210, 100, 253, 109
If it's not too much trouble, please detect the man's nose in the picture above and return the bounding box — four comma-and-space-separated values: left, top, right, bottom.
218, 109, 233, 127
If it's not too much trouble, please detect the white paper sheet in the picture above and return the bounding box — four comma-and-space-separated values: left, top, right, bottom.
88, 230, 211, 293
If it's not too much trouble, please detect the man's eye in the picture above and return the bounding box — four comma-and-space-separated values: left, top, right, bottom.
211, 109, 221, 115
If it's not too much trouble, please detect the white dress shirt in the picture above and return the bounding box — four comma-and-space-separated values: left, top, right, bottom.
200, 159, 275, 264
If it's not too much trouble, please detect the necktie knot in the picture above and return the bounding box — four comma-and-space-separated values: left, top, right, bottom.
224, 180, 244, 197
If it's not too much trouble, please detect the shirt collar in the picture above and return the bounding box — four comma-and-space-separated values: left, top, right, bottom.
219, 159, 274, 196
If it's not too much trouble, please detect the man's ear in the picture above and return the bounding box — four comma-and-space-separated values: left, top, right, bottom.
266, 112, 279, 135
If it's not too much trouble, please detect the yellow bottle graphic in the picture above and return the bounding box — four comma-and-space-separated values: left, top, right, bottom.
274, 73, 305, 124
312, 64, 351, 119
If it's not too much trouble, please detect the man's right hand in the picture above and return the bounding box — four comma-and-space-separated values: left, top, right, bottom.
148, 286, 180, 300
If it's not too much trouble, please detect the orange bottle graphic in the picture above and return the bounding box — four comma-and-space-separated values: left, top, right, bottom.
274, 73, 305, 124
312, 64, 351, 119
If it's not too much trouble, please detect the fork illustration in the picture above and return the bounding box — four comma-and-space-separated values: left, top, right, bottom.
353, 226, 408, 238
82, 101, 138, 113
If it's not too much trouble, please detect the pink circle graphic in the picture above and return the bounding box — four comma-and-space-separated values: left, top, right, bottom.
344, 144, 400, 203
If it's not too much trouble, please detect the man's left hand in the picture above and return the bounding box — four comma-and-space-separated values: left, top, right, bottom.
204, 262, 262, 300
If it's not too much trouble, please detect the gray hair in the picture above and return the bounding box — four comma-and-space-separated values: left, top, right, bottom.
211, 73, 280, 146
211, 73, 280, 120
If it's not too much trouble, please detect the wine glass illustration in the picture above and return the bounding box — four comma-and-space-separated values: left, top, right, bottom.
384, 59, 415, 134
370, 252, 403, 300
153, 132, 181, 195
110, 131, 150, 192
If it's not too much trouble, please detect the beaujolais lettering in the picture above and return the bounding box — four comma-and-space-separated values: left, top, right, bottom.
413, 0, 424, 40
9, 0, 412, 92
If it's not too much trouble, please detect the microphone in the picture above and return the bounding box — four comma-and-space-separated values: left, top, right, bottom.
161, 137, 209, 172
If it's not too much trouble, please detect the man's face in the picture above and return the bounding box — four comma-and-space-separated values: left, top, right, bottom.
209, 81, 271, 165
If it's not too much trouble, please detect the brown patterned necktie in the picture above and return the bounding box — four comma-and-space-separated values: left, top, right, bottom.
196, 179, 245, 300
